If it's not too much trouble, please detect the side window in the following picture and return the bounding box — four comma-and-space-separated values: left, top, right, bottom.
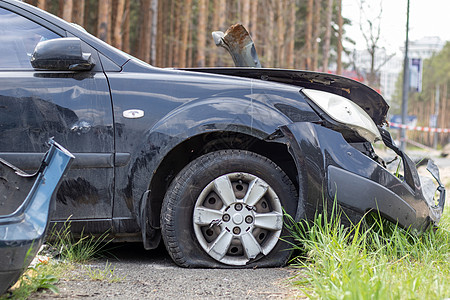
0, 7, 61, 70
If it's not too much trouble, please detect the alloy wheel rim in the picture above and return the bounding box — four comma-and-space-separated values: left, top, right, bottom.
193, 172, 283, 265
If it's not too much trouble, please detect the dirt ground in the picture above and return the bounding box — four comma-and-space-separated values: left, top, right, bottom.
31, 244, 303, 300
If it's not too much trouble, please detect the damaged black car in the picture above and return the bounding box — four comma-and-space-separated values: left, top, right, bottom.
0, 0, 445, 268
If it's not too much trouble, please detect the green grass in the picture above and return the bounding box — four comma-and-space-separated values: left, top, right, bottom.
0, 261, 72, 300
47, 218, 112, 263
2, 219, 115, 298
85, 261, 127, 283
286, 205, 450, 299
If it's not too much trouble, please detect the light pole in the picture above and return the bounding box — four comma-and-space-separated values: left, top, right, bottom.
400, 0, 410, 151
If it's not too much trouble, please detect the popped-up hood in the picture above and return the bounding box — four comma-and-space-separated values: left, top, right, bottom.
183, 24, 389, 126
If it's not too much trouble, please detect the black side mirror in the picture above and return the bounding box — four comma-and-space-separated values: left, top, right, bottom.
30, 37, 95, 71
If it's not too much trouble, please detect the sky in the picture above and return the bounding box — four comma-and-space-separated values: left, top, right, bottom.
342, 0, 450, 54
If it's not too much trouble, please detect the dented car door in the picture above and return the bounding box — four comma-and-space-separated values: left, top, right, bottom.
0, 6, 114, 224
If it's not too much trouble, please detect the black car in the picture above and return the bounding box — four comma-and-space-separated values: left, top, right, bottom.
0, 0, 445, 268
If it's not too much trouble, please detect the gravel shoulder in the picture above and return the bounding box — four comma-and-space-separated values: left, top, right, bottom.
32, 244, 303, 299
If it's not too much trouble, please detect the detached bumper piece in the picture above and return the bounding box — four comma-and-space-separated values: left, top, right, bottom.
282, 123, 445, 231
0, 140, 73, 295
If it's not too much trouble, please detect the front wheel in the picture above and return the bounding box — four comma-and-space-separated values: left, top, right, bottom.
161, 150, 298, 268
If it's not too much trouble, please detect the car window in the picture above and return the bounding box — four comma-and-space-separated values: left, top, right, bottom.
0, 7, 61, 70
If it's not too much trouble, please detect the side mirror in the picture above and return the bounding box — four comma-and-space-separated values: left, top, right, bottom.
30, 37, 95, 71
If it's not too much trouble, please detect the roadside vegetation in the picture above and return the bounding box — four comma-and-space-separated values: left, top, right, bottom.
1, 220, 122, 299
286, 205, 450, 299
85, 261, 127, 283
0, 258, 72, 299
48, 219, 112, 263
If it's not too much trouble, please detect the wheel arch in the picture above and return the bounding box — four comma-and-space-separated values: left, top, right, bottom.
144, 130, 300, 243
137, 93, 308, 249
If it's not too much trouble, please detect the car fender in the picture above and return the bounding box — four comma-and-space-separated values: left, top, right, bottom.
130, 98, 300, 249
150, 96, 292, 139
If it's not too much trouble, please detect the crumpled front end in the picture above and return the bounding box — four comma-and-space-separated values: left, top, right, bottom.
207, 23, 445, 231
281, 122, 445, 231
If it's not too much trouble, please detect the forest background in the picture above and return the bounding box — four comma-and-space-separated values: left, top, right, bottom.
23, 0, 345, 72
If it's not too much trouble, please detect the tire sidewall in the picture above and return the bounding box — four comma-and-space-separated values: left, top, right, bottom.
161, 150, 298, 268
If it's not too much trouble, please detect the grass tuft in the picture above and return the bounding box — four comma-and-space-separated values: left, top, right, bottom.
0, 261, 73, 300
2, 219, 115, 298
285, 204, 450, 299
47, 217, 113, 263
85, 261, 127, 283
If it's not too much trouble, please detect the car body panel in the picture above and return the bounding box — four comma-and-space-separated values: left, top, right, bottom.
0, 140, 73, 295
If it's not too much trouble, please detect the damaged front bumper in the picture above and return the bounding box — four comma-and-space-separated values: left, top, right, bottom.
281, 122, 445, 231
0, 140, 73, 295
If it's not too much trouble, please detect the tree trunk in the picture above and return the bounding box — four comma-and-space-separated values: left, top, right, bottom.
122, 0, 131, 53
368, 45, 379, 88
25, 0, 37, 6
196, 0, 207, 67
156, 0, 164, 66
151, 0, 159, 65
138, 0, 151, 62
276, 1, 285, 67
83, 0, 91, 34
209, 0, 220, 66
442, 83, 448, 145
168, 0, 175, 66
219, 0, 226, 31
162, 0, 170, 67
249, 0, 258, 43
72, 0, 84, 26
219, 0, 226, 65
112, 0, 125, 49
187, 24, 193, 67
312, 0, 321, 71
36, 0, 46, 10
61, 0, 73, 22
172, 0, 182, 67
286, 0, 296, 69
98, 0, 112, 43
337, 0, 343, 74
241, 0, 250, 28
265, 0, 274, 67
58, 0, 64, 17
322, 0, 333, 72
179, 0, 193, 68
305, 0, 313, 69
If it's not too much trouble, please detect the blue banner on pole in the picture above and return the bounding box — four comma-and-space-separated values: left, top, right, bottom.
409, 58, 422, 93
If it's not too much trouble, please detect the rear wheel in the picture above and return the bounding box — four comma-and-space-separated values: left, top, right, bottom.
161, 150, 298, 268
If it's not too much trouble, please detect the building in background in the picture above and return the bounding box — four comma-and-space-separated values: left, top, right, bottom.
346, 47, 402, 103
342, 36, 445, 105
407, 36, 445, 59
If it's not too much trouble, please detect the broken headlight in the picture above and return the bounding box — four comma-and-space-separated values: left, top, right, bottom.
302, 89, 382, 143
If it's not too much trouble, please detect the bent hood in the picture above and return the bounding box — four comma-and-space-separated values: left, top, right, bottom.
182, 67, 389, 126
